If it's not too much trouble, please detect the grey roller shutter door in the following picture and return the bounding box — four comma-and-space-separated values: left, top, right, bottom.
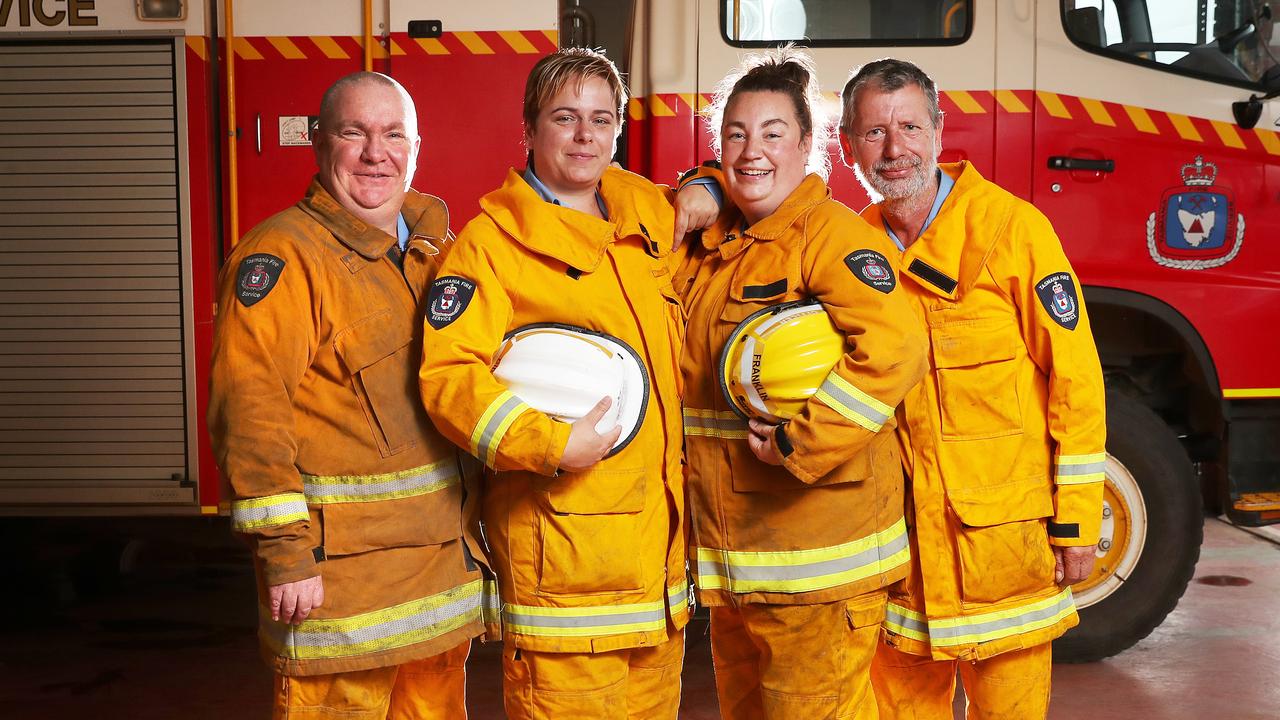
0, 40, 192, 507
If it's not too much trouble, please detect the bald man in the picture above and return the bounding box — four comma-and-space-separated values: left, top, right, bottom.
209, 72, 486, 719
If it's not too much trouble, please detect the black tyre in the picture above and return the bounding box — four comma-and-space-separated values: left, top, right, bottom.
1053, 391, 1203, 663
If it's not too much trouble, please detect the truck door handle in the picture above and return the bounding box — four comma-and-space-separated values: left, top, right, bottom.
1048, 156, 1114, 172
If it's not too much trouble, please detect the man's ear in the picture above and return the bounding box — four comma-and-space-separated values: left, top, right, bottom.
838, 130, 855, 168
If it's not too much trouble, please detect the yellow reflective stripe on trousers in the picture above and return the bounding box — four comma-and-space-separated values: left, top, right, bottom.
470, 391, 530, 467
695, 518, 910, 594
884, 601, 930, 642
813, 372, 894, 433
927, 588, 1076, 647
231, 492, 309, 532
301, 459, 460, 503
683, 408, 749, 439
1055, 452, 1107, 485
261, 579, 483, 661
503, 581, 688, 638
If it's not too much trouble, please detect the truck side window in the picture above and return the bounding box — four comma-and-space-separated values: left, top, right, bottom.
723, 0, 970, 45
1063, 0, 1279, 90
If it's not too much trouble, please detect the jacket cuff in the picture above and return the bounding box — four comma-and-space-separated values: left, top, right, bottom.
258, 539, 321, 587
676, 161, 723, 191
542, 419, 573, 476
1050, 482, 1104, 547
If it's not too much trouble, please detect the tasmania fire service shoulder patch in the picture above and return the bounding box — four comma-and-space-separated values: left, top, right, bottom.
1035, 272, 1080, 331
844, 249, 896, 293
427, 275, 476, 330
235, 254, 285, 307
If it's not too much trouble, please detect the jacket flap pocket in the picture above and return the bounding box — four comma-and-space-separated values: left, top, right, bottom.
947, 476, 1054, 527
319, 484, 464, 557
731, 276, 789, 303
334, 310, 412, 373
930, 317, 1019, 369
542, 466, 646, 515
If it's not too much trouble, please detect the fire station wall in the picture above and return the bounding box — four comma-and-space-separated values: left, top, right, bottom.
0, 39, 197, 509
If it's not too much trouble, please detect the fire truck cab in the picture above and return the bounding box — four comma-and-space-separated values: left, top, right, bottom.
1, 0, 1277, 663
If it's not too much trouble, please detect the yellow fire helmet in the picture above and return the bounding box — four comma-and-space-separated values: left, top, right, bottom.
718, 299, 846, 423
491, 323, 650, 457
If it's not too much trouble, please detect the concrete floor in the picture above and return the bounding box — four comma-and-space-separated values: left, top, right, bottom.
0, 517, 1275, 719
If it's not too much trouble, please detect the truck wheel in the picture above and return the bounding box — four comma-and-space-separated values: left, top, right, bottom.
1053, 391, 1203, 663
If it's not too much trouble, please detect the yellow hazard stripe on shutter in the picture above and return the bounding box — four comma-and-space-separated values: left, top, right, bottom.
230, 492, 309, 532
1122, 104, 1160, 134
301, 459, 460, 503
504, 598, 668, 637
1224, 387, 1280, 399
261, 579, 483, 661
945, 90, 985, 113
884, 601, 930, 642
310, 35, 350, 59
1078, 97, 1116, 127
1209, 120, 1246, 149
1255, 130, 1280, 155
993, 90, 1030, 113
232, 37, 263, 60
813, 372, 894, 433
455, 31, 495, 54
1036, 91, 1072, 119
695, 517, 909, 594
185, 37, 207, 60
498, 30, 539, 54
266, 36, 306, 59
1055, 452, 1106, 485
470, 391, 531, 468
1166, 113, 1204, 142
683, 408, 749, 439
927, 588, 1076, 647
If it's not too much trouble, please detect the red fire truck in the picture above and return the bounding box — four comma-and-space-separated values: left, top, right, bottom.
1, 0, 1277, 662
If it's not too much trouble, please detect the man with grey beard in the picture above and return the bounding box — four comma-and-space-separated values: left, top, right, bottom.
838, 59, 1106, 719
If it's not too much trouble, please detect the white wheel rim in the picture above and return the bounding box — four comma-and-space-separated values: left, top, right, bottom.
1073, 454, 1149, 608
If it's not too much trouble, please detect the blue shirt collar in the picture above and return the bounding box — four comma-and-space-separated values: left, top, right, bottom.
883, 168, 954, 252
396, 212, 410, 252
522, 157, 609, 220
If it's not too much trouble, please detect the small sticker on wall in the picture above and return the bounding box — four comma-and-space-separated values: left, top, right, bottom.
279, 115, 316, 146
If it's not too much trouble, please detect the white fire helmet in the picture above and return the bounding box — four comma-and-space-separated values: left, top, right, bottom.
491, 323, 650, 457
719, 299, 846, 423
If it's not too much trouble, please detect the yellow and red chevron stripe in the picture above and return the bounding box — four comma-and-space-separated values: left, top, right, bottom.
628, 89, 1280, 156
185, 30, 557, 62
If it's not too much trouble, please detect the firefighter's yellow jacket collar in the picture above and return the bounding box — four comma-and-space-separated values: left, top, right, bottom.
480, 167, 667, 272
876, 161, 1008, 300
298, 179, 450, 260
701, 173, 831, 260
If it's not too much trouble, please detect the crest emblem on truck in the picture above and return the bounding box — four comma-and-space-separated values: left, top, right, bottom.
1146, 156, 1244, 270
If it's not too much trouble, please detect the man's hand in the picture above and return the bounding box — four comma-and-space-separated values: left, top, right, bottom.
1054, 545, 1097, 585
673, 183, 720, 249
747, 419, 784, 466
560, 396, 622, 472
269, 575, 324, 625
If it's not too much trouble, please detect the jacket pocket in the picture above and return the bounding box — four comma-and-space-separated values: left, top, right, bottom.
931, 317, 1023, 441
334, 310, 421, 457
318, 483, 465, 557
536, 467, 647, 595
948, 476, 1057, 604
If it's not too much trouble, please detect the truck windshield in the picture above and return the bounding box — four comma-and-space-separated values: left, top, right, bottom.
723, 0, 968, 45
1064, 0, 1279, 89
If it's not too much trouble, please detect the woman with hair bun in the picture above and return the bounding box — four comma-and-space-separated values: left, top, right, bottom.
674, 48, 927, 719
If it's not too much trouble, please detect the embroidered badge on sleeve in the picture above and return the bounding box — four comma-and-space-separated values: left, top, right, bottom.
427, 276, 476, 330
1035, 272, 1080, 330
844, 250, 897, 293
235, 254, 286, 307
